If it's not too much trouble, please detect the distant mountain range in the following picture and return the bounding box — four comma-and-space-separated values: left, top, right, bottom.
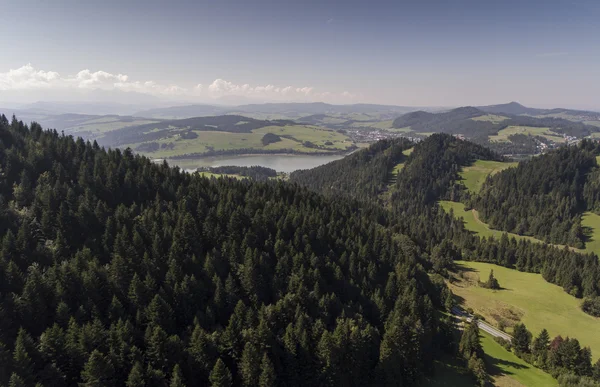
477, 101, 600, 119
134, 102, 426, 120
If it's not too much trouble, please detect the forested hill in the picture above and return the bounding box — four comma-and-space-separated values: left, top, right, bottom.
289, 138, 413, 201
291, 134, 600, 319
473, 141, 600, 247
391, 134, 502, 209
0, 115, 450, 386
392, 106, 598, 138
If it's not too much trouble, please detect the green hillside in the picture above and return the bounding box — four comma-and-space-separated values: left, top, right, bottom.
459, 160, 517, 193
450, 261, 600, 361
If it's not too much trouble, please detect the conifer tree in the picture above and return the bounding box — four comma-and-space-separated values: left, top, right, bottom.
209, 358, 232, 387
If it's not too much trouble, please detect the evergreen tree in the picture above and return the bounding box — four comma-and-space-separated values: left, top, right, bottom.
512, 323, 532, 354
209, 358, 233, 387
258, 353, 276, 387
169, 364, 185, 387
81, 350, 115, 386
126, 362, 145, 387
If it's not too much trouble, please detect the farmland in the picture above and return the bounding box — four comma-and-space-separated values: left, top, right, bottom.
449, 261, 600, 361
488, 126, 566, 143
459, 160, 517, 193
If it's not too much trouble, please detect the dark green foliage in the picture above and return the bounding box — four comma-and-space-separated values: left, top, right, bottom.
291, 134, 600, 311
393, 133, 501, 207
557, 373, 600, 387
459, 320, 483, 360
261, 132, 282, 145
481, 269, 500, 290
198, 165, 278, 181
0, 115, 445, 386
474, 141, 599, 247
458, 320, 487, 386
392, 107, 598, 140
581, 297, 600, 317
210, 358, 233, 387
512, 323, 532, 354
546, 336, 593, 379
290, 137, 414, 202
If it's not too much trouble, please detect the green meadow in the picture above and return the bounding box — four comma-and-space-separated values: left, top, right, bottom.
450, 261, 600, 361
489, 126, 565, 143
459, 160, 517, 193
128, 124, 354, 158
439, 201, 546, 244
481, 332, 557, 387
582, 211, 600, 255
471, 114, 509, 124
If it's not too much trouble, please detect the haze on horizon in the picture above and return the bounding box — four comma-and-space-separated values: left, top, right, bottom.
1, 0, 599, 110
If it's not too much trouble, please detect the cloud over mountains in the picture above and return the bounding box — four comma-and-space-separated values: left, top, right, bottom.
0, 64, 355, 104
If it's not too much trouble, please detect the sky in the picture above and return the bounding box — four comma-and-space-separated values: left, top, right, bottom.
0, 0, 599, 109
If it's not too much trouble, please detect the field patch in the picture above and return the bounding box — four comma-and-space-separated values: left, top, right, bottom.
128, 124, 354, 158
459, 160, 517, 193
449, 261, 600, 361
489, 126, 566, 143
253, 125, 351, 149
480, 332, 557, 387
582, 211, 600, 256
439, 201, 547, 244
471, 114, 509, 124
402, 147, 414, 156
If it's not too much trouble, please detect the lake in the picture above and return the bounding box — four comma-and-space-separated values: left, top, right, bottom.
168, 154, 347, 173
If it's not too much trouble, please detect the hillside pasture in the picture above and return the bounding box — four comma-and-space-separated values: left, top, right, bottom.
450, 261, 600, 361
481, 332, 557, 387
459, 160, 517, 193
489, 126, 566, 143
471, 114, 509, 124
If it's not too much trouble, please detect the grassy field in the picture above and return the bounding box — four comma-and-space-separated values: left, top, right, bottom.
65, 118, 158, 135
581, 211, 600, 255
252, 125, 350, 149
459, 160, 518, 193
402, 147, 414, 156
363, 119, 395, 129
129, 124, 354, 158
439, 201, 548, 244
481, 332, 557, 387
450, 261, 600, 361
471, 114, 509, 124
585, 121, 600, 128
387, 126, 413, 133
489, 126, 565, 143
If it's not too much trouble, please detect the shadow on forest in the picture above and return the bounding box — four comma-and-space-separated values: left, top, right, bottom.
582, 225, 594, 247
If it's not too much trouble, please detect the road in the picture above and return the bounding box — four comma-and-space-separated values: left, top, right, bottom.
451, 306, 513, 342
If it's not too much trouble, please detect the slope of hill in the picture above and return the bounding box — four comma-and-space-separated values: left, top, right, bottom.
95, 115, 356, 159
472, 141, 600, 247
478, 102, 600, 124
477, 102, 545, 116
392, 106, 598, 140
289, 138, 414, 202
0, 114, 451, 386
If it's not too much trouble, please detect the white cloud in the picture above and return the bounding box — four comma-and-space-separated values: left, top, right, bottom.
0, 63, 61, 90
0, 64, 357, 103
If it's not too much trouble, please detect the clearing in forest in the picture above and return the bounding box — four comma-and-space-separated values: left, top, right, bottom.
449, 261, 600, 361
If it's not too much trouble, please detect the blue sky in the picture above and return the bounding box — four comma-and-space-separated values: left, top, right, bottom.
0, 0, 599, 108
